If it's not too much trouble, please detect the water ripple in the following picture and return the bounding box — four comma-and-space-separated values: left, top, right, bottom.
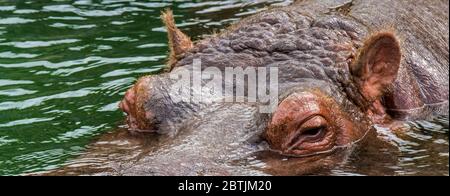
42, 4, 148, 17
0, 79, 34, 87
0, 17, 36, 25
0, 88, 38, 97
13, 9, 40, 14
49, 23, 97, 29
0, 39, 80, 49
0, 118, 55, 128
0, 88, 93, 111
0, 6, 16, 11
0, 51, 39, 59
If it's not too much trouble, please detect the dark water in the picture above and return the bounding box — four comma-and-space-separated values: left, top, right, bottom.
0, 0, 448, 176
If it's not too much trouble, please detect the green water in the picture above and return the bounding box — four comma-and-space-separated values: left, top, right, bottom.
1, 0, 448, 176
0, 0, 292, 175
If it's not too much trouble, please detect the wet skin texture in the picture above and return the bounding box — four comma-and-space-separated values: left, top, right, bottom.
51, 0, 449, 175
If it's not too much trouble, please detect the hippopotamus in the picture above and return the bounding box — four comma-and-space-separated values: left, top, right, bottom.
46, 0, 448, 176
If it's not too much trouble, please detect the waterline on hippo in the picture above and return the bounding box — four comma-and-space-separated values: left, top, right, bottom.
45, 0, 448, 175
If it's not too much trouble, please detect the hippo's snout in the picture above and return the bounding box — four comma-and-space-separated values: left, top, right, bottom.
119, 77, 155, 132
118, 88, 138, 128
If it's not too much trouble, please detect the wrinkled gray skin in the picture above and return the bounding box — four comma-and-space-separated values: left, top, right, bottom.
45, 0, 448, 176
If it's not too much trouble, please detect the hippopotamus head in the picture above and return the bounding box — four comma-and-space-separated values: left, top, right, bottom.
117, 8, 403, 175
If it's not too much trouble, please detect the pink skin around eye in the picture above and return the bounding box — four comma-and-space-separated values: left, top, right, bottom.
266, 91, 368, 157
266, 91, 342, 156
270, 92, 321, 127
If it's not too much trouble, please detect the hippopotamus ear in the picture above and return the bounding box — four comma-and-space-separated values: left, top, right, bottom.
351, 32, 401, 101
161, 9, 193, 71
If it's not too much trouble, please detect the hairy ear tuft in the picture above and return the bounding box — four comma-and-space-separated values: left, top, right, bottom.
161, 9, 193, 71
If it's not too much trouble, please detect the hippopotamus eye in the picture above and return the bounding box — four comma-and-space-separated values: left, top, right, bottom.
294, 116, 327, 142
285, 116, 331, 152
265, 91, 338, 157
298, 126, 326, 141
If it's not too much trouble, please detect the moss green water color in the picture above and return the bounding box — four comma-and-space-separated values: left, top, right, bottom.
0, 0, 447, 176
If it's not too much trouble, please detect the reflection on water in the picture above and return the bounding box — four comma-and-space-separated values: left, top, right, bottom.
334, 116, 449, 176
0, 0, 448, 176
43, 115, 448, 176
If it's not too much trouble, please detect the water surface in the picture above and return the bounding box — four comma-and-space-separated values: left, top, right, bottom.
0, 0, 448, 176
